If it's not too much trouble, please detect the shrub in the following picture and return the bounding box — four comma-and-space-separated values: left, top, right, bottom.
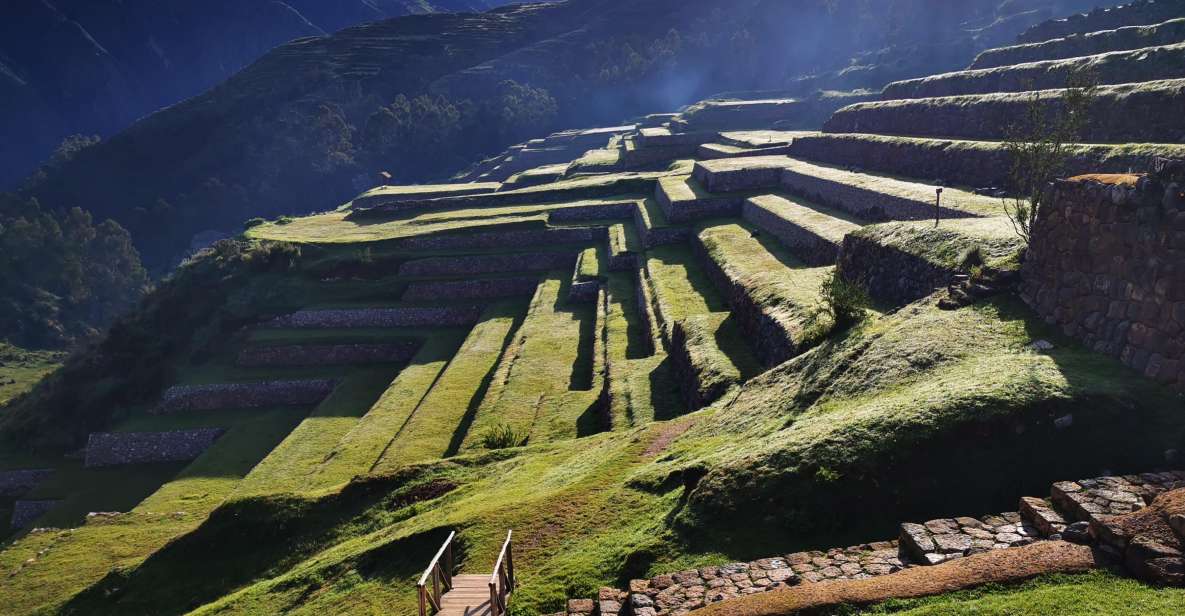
820, 270, 870, 328
243, 217, 266, 229
480, 424, 528, 450
275, 216, 294, 225
958, 245, 984, 270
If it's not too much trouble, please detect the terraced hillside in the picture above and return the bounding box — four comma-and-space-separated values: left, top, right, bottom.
4, 2, 1185, 616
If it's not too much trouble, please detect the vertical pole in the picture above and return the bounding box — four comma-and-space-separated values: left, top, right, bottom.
935, 187, 943, 228
446, 541, 453, 587
419, 588, 426, 616
507, 536, 515, 590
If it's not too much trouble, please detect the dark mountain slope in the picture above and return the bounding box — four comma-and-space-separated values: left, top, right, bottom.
0, 0, 519, 189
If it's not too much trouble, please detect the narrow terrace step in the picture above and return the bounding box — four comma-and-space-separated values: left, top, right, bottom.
824, 79, 1185, 142
503, 163, 571, 189
972, 17, 1185, 69
742, 194, 864, 265
718, 130, 811, 148
569, 247, 602, 303
655, 175, 744, 223
636, 127, 719, 148
694, 223, 831, 366
669, 313, 755, 410
373, 304, 522, 468
696, 142, 793, 160
678, 98, 803, 131
353, 182, 501, 209
236, 341, 422, 367
883, 42, 1185, 100
692, 155, 793, 193
777, 157, 999, 221
787, 132, 1185, 190
1017, 0, 1185, 45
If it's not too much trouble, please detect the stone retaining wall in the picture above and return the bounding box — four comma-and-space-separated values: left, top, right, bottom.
84, 428, 226, 467
837, 232, 958, 307
973, 17, 1185, 69
1021, 161, 1185, 387
398, 252, 576, 277
693, 236, 797, 366
825, 79, 1185, 143
547, 202, 637, 223
11, 500, 58, 529
1018, 0, 1185, 44
0, 469, 53, 497
237, 342, 421, 367
779, 168, 975, 222
789, 134, 1185, 190
154, 380, 336, 414
266, 306, 483, 329
402, 276, 541, 302
382, 226, 607, 252
884, 43, 1185, 100
669, 317, 738, 412
742, 200, 840, 266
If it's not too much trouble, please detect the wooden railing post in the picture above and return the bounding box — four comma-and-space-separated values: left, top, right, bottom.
417, 531, 456, 616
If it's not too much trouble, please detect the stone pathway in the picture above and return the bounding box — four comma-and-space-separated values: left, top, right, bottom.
560, 470, 1185, 616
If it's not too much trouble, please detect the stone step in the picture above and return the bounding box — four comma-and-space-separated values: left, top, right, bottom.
787, 132, 1185, 190
692, 155, 794, 193
1018, 496, 1069, 538
694, 223, 832, 367
1049, 471, 1185, 525
898, 512, 1042, 566
742, 194, 864, 266
883, 42, 1185, 100
654, 175, 744, 223
776, 157, 998, 221
824, 78, 1185, 143
971, 17, 1185, 70
636, 127, 718, 148
1017, 0, 1185, 45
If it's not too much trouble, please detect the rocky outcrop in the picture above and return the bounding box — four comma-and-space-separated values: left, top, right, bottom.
154, 380, 335, 414
1021, 160, 1185, 388
84, 428, 226, 467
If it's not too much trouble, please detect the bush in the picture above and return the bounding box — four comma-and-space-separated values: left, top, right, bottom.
243, 217, 266, 229
480, 424, 528, 450
820, 270, 870, 328
275, 216, 294, 226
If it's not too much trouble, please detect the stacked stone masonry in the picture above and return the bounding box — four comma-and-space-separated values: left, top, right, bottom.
0, 469, 53, 497
237, 342, 421, 367
154, 379, 336, 414
382, 227, 607, 253
402, 276, 542, 301
10, 500, 59, 529
266, 306, 483, 329
1021, 162, 1185, 388
398, 252, 576, 277
84, 428, 226, 467
837, 232, 959, 307
564, 469, 1185, 615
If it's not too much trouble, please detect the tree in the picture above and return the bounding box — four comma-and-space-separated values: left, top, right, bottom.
1001, 71, 1098, 243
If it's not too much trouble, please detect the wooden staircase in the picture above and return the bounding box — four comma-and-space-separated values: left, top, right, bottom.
419, 530, 515, 616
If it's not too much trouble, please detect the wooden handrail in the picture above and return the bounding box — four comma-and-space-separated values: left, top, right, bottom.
418, 531, 456, 616
489, 530, 515, 616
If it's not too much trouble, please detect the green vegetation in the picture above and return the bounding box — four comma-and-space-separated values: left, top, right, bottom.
0, 343, 63, 406
855, 218, 1025, 271
849, 570, 1185, 615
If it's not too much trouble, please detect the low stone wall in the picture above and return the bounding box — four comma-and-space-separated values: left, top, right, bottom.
692, 159, 788, 193
884, 43, 1185, 100
84, 428, 226, 467
693, 236, 797, 366
154, 379, 336, 414
11, 500, 58, 529
825, 79, 1185, 143
1021, 161, 1185, 387
237, 342, 421, 367
742, 200, 840, 266
669, 317, 738, 412
402, 276, 541, 301
547, 201, 637, 223
779, 167, 975, 222
0, 469, 53, 497
837, 232, 958, 307
266, 306, 483, 329
382, 226, 607, 252
398, 252, 575, 277
635, 268, 661, 357
789, 134, 1185, 190
973, 17, 1185, 70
